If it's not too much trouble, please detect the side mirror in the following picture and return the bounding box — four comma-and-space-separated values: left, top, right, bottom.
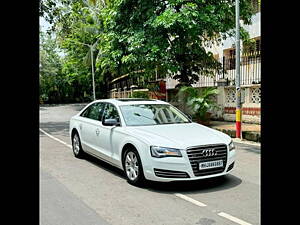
103, 118, 120, 126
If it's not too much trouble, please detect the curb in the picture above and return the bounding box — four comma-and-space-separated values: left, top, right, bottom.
212, 127, 261, 143
232, 138, 261, 147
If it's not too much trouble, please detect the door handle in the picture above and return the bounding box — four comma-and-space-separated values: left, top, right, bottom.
95, 128, 100, 136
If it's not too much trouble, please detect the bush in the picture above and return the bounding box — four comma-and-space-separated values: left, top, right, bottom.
177, 86, 219, 122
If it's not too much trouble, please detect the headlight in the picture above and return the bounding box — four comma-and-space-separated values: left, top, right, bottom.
229, 140, 235, 151
150, 146, 182, 158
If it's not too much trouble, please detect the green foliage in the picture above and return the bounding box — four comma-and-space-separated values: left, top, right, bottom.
129, 91, 150, 99
98, 0, 254, 86
40, 32, 66, 103
40, 0, 255, 103
177, 86, 219, 121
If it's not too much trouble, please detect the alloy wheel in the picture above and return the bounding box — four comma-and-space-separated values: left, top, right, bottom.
73, 134, 80, 155
125, 151, 139, 181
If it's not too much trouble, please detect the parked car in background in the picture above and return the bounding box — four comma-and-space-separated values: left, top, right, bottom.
69, 98, 235, 186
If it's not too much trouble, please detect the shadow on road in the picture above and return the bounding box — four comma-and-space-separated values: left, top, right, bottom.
83, 154, 126, 180
40, 121, 70, 138
80, 153, 242, 194
39, 103, 87, 112
145, 174, 242, 194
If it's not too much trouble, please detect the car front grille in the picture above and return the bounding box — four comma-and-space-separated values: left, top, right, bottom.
154, 168, 190, 178
186, 144, 228, 177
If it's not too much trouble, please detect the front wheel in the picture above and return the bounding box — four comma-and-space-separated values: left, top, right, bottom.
123, 148, 145, 186
72, 132, 85, 158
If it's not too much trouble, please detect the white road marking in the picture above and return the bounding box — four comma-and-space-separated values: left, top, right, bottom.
174, 193, 207, 207
39, 128, 72, 149
218, 212, 252, 225
40, 128, 254, 225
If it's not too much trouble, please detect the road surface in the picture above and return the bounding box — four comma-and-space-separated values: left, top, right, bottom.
40, 104, 260, 225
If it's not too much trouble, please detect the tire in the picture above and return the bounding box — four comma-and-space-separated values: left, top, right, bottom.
72, 132, 85, 159
123, 148, 145, 186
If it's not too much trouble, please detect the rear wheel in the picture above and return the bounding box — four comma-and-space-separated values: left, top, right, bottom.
72, 132, 85, 158
123, 148, 145, 186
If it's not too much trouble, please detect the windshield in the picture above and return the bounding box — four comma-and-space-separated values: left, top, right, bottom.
119, 104, 191, 126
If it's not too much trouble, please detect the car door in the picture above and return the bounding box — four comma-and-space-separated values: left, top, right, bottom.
78, 102, 106, 156
98, 103, 122, 164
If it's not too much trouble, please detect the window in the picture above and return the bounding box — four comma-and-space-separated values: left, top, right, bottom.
255, 39, 261, 52
223, 48, 236, 70
81, 107, 91, 118
103, 104, 120, 122
242, 37, 261, 64
119, 104, 190, 126
243, 37, 261, 54
96, 103, 106, 121
80, 103, 106, 121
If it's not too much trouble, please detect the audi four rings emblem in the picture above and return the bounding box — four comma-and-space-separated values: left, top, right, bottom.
203, 149, 217, 157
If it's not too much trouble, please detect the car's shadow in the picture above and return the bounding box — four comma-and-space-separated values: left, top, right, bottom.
82, 154, 126, 179
145, 174, 242, 194
82, 153, 242, 194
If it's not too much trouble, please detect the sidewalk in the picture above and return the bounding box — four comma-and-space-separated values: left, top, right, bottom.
208, 120, 261, 143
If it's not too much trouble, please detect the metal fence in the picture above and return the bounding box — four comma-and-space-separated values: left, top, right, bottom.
110, 52, 261, 91
194, 52, 261, 87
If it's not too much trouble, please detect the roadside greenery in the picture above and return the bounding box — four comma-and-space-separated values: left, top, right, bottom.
177, 86, 219, 123
40, 0, 255, 103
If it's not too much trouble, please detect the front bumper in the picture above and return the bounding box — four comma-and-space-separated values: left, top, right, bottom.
143, 148, 236, 182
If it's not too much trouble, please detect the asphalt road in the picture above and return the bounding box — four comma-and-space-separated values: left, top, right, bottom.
39, 104, 260, 225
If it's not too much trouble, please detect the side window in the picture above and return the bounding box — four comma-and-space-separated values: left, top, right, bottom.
97, 103, 106, 121
103, 104, 120, 122
80, 106, 92, 118
80, 103, 106, 121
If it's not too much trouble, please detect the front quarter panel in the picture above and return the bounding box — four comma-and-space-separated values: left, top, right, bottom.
115, 132, 150, 170
69, 116, 83, 143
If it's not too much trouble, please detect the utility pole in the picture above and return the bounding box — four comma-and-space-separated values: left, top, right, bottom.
235, 0, 242, 139
69, 39, 97, 101
90, 45, 96, 101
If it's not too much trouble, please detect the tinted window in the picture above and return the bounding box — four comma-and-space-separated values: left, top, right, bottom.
96, 103, 106, 121
103, 104, 120, 122
81, 107, 91, 118
81, 103, 106, 121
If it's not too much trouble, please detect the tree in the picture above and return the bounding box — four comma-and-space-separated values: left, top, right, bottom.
40, 0, 255, 99
100, 0, 254, 87
40, 32, 66, 103
41, 0, 111, 99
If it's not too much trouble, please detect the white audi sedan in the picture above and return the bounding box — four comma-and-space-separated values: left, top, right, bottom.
69, 98, 235, 186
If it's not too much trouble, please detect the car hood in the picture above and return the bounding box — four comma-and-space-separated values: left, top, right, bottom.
125, 122, 231, 149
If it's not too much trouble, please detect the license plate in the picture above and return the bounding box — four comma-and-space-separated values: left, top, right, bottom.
199, 160, 223, 170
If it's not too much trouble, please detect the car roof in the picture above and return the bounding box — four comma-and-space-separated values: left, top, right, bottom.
92, 98, 169, 106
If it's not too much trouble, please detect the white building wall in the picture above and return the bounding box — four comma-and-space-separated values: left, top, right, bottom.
208, 12, 261, 60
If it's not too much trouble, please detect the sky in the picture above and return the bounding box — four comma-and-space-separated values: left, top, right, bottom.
40, 16, 66, 57
40, 17, 51, 32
